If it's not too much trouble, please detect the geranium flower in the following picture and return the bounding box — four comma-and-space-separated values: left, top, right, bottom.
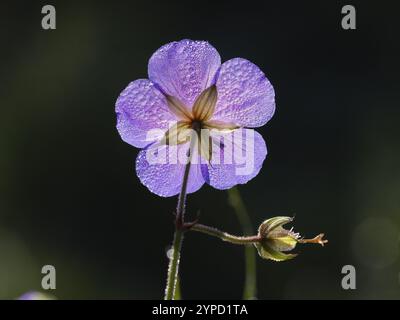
116, 39, 275, 196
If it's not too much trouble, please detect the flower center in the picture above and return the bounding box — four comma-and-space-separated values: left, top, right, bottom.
162, 85, 239, 162
165, 85, 218, 124
191, 120, 202, 133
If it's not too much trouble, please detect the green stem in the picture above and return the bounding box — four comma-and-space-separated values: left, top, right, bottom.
190, 223, 261, 244
164, 227, 184, 300
174, 276, 182, 300
164, 133, 196, 300
227, 187, 257, 300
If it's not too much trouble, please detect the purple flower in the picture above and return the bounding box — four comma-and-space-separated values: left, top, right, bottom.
116, 40, 275, 197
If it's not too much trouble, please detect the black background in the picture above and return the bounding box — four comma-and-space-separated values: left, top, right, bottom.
0, 0, 399, 299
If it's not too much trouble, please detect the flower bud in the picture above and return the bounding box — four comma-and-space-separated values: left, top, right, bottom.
255, 216, 327, 261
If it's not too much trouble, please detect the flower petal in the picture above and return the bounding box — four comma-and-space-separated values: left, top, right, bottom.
116, 79, 176, 148
148, 40, 221, 108
213, 58, 275, 127
204, 129, 267, 189
136, 142, 206, 197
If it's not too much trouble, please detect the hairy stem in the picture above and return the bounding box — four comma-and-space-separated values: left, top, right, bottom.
164, 134, 196, 300
228, 187, 257, 300
164, 226, 184, 300
174, 276, 182, 300
191, 223, 261, 245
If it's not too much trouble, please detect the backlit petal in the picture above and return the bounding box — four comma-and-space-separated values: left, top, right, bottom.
148, 40, 221, 108
204, 129, 267, 189
136, 142, 206, 197
213, 58, 275, 127
116, 79, 176, 148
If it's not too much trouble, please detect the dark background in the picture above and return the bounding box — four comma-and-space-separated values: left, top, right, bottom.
1, 0, 399, 299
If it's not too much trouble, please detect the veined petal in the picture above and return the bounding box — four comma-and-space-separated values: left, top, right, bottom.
136, 142, 206, 197
192, 85, 218, 121
115, 79, 176, 148
204, 129, 267, 189
213, 58, 275, 128
148, 40, 221, 108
